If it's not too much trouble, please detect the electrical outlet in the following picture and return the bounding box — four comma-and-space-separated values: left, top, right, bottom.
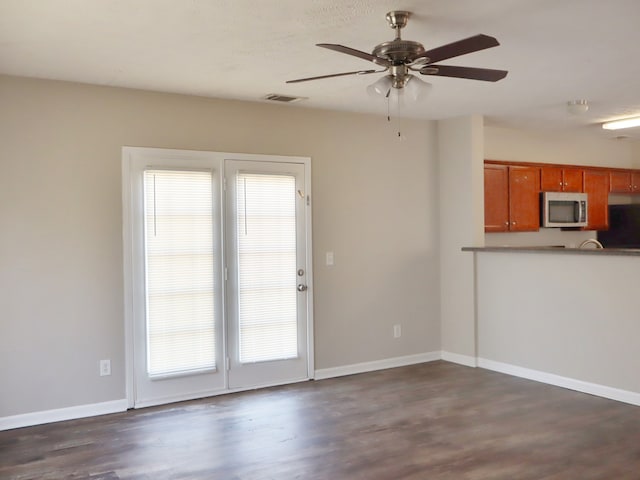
99, 359, 111, 376
393, 324, 401, 338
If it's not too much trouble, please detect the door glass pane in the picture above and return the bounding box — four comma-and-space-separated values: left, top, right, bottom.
236, 173, 298, 363
144, 170, 216, 377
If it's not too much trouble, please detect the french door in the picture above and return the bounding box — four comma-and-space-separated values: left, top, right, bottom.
123, 148, 312, 408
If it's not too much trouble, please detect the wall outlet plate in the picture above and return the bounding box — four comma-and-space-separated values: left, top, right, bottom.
99, 359, 111, 376
393, 324, 401, 338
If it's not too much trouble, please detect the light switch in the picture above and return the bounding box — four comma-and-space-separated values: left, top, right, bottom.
326, 251, 334, 266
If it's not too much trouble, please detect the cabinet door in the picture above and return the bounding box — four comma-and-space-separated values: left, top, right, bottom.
583, 170, 609, 230
562, 168, 584, 192
484, 164, 509, 232
509, 166, 540, 231
541, 166, 583, 192
540, 166, 563, 192
610, 171, 631, 193
632, 172, 640, 194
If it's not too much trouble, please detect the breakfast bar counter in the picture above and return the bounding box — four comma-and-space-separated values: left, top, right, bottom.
462, 245, 640, 256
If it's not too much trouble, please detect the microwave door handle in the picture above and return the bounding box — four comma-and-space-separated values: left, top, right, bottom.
577, 201, 586, 222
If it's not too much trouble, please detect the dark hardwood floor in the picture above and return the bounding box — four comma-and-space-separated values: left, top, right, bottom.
2, 361, 640, 479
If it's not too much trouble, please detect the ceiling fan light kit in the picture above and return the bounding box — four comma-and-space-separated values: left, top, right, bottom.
287, 10, 508, 99
367, 74, 432, 101
403, 75, 433, 102
366, 75, 393, 97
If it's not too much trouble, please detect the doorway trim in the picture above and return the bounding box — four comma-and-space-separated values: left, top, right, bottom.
122, 147, 314, 409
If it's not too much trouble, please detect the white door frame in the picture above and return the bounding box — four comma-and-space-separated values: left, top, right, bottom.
122, 146, 314, 408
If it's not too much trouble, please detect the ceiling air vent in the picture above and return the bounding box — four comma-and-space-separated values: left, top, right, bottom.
263, 93, 306, 103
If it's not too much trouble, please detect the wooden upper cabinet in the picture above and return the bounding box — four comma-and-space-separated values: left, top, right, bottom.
583, 170, 609, 231
540, 166, 563, 191
508, 166, 541, 231
541, 166, 583, 192
562, 168, 584, 192
484, 163, 540, 232
610, 171, 631, 193
484, 160, 640, 233
610, 171, 640, 193
484, 164, 509, 232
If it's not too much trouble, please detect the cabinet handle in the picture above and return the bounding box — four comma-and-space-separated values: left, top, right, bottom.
504, 221, 509, 226
512, 221, 517, 226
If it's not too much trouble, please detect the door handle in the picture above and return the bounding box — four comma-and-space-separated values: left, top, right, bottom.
297, 284, 308, 292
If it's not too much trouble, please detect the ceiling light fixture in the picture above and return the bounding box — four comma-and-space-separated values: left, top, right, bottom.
567, 99, 589, 115
403, 75, 432, 102
366, 74, 432, 101
366, 75, 393, 97
602, 116, 640, 130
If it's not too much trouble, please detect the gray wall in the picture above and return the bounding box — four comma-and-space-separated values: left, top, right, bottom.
0, 75, 441, 417
476, 251, 640, 395
438, 116, 485, 362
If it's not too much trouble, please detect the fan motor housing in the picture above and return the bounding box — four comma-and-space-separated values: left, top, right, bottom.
372, 40, 426, 64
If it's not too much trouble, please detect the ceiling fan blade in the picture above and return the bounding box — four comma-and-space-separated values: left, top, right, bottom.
317, 43, 392, 67
286, 69, 379, 84
421, 65, 508, 82
422, 34, 500, 64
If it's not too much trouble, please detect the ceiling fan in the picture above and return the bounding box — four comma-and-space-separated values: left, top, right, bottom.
286, 11, 508, 95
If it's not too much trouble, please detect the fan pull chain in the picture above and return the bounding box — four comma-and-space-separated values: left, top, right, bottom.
396, 90, 402, 138
386, 88, 391, 122
384, 89, 404, 139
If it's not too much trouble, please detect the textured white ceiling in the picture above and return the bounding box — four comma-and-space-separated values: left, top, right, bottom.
2, 0, 640, 139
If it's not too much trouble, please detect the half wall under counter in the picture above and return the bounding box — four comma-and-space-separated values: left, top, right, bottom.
463, 246, 640, 406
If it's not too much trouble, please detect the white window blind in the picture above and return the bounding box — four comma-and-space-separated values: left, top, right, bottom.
236, 173, 298, 363
143, 169, 216, 377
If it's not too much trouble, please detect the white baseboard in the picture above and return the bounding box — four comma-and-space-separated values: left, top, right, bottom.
314, 351, 441, 380
7, 356, 637, 430
478, 358, 640, 407
441, 351, 478, 367
0, 399, 128, 431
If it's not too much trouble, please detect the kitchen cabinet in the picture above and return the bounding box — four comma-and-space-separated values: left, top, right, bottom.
610, 171, 640, 193
484, 164, 540, 232
540, 166, 583, 192
485, 160, 640, 234
583, 169, 609, 230
484, 164, 509, 232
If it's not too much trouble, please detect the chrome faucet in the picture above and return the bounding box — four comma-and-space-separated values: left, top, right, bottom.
579, 238, 604, 249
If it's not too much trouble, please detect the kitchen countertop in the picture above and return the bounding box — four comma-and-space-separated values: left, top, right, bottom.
462, 246, 640, 256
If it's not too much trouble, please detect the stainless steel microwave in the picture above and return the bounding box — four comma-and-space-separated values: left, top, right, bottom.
541, 192, 588, 228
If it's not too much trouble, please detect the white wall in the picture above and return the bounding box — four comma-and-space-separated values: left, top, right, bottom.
633, 142, 640, 178
0, 75, 440, 418
485, 125, 636, 167
438, 116, 484, 363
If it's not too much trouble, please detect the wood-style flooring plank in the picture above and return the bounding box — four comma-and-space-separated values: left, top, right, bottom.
1, 361, 639, 479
